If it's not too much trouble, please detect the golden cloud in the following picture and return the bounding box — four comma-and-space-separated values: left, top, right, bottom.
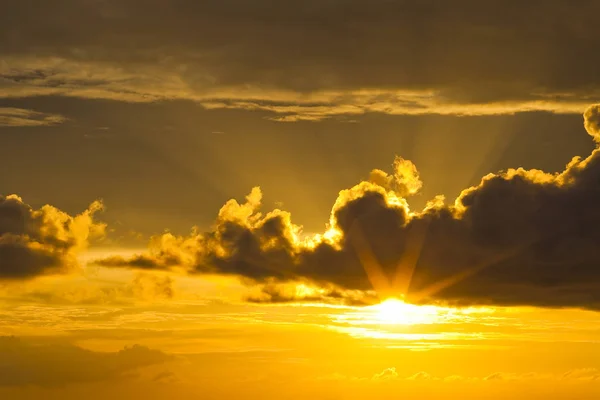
0, 195, 105, 279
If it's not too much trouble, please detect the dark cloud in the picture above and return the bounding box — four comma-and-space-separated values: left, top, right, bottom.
97, 105, 600, 310
0, 195, 104, 279
1, 1, 600, 119
0, 337, 171, 387
94, 254, 174, 270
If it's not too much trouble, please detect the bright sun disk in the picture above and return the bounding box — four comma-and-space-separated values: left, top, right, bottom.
369, 298, 441, 325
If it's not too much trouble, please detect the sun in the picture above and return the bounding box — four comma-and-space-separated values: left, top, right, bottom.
369, 298, 441, 325
372, 298, 414, 325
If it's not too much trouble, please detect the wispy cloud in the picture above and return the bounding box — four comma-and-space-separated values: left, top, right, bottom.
0, 107, 67, 127
1, 58, 594, 121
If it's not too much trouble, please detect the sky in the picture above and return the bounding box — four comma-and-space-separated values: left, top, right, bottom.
3, 1, 600, 398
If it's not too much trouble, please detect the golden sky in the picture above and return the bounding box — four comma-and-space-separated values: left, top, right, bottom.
3, 1, 600, 398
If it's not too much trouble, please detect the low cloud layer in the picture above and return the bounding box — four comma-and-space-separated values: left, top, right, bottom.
0, 337, 170, 387
0, 195, 105, 279
96, 105, 600, 310
2, 1, 600, 120
328, 366, 600, 383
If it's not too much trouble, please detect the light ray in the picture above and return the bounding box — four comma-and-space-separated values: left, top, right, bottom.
408, 234, 550, 303
391, 219, 430, 297
347, 221, 392, 300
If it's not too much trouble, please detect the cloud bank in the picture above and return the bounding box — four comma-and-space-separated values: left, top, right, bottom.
2, 1, 600, 120
0, 337, 170, 387
93, 105, 600, 309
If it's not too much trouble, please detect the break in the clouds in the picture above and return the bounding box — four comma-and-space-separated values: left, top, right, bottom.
0, 195, 104, 279
98, 105, 600, 310
0, 108, 66, 127
2, 0, 600, 120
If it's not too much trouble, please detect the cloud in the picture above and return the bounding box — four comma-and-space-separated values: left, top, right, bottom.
369, 156, 422, 197
14, 272, 175, 305
0, 195, 105, 279
0, 337, 171, 387
584, 104, 600, 142
2, 1, 600, 119
151, 370, 179, 384
372, 367, 399, 381
94, 105, 600, 310
561, 368, 600, 381
245, 281, 376, 306
0, 107, 66, 127
129, 273, 174, 301
339, 367, 600, 383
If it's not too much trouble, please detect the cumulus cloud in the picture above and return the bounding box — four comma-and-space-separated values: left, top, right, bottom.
584, 104, 600, 142
369, 157, 422, 197
372, 367, 399, 381
96, 105, 600, 310
2, 1, 600, 119
0, 337, 171, 387
0, 108, 66, 127
0, 195, 105, 279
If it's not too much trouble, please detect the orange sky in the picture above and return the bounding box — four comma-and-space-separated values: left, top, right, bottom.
3, 1, 600, 398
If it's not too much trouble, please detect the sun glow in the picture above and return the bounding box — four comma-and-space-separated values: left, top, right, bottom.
331, 298, 497, 344
368, 298, 442, 325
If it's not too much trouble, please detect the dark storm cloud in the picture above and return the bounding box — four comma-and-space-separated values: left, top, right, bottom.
0, 195, 104, 279
97, 105, 600, 309
0, 337, 171, 387
1, 0, 600, 119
